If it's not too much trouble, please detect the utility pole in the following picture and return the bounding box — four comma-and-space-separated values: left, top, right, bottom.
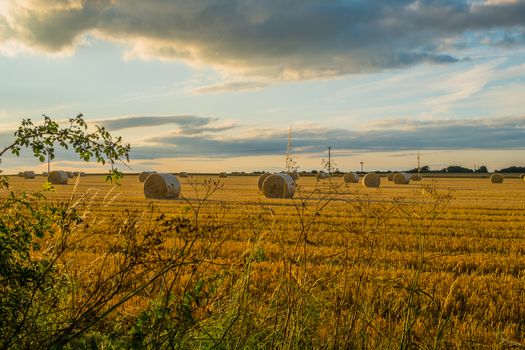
417, 153, 421, 173
360, 161, 364, 172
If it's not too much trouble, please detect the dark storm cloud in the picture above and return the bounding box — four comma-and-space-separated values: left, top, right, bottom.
98, 115, 213, 130
96, 115, 237, 134
2, 1, 525, 79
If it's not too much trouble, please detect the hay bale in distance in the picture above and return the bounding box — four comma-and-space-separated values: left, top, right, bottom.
387, 173, 395, 182
48, 171, 68, 185
139, 171, 156, 183
520, 173, 525, 179
343, 172, 359, 184
80, 172, 86, 177
490, 173, 504, 184
262, 173, 295, 199
23, 171, 35, 179
219, 172, 228, 178
66, 171, 74, 179
411, 173, 423, 181
144, 173, 181, 199
179, 172, 189, 178
257, 173, 272, 191
362, 172, 380, 188
393, 173, 411, 184
42, 172, 48, 177
18, 172, 24, 177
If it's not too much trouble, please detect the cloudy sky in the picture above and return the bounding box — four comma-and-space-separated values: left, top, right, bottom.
1, 0, 525, 173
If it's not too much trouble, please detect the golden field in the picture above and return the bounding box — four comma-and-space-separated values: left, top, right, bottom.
3, 174, 525, 349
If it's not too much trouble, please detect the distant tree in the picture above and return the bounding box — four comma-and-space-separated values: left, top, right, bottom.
497, 166, 525, 173
475, 166, 488, 173
407, 165, 430, 173
442, 165, 473, 173
311, 170, 318, 174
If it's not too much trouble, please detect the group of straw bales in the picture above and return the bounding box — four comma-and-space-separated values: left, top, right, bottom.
17, 170, 86, 183
22, 171, 35, 179
18, 171, 35, 179
343, 171, 380, 188
385, 172, 423, 185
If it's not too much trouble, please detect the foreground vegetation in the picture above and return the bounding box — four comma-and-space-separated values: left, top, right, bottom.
2, 174, 525, 349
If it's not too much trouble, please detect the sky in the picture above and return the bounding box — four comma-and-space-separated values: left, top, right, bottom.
0, 0, 525, 174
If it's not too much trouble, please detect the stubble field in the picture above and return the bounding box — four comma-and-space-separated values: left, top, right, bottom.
4, 174, 525, 349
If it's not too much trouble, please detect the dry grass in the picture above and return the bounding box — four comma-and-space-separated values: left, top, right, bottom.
3, 174, 525, 348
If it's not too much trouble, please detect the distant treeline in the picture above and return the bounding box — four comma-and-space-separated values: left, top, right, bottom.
253, 165, 525, 175
426, 165, 525, 173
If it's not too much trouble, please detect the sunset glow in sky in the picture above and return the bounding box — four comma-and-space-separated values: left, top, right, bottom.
1, 0, 525, 173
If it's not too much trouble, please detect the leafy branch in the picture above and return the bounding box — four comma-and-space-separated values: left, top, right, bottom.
0, 114, 130, 183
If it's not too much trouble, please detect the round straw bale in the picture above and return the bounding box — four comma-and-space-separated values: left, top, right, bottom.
262, 173, 295, 199
48, 171, 68, 185
179, 172, 189, 178
393, 173, 411, 185
257, 173, 272, 191
144, 173, 181, 199
387, 173, 395, 182
490, 173, 504, 184
520, 173, 525, 179
362, 172, 380, 188
219, 172, 228, 178
73, 171, 79, 176
79, 172, 86, 177
139, 171, 156, 183
343, 172, 359, 184
411, 173, 423, 181
288, 171, 299, 181
23, 171, 35, 179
